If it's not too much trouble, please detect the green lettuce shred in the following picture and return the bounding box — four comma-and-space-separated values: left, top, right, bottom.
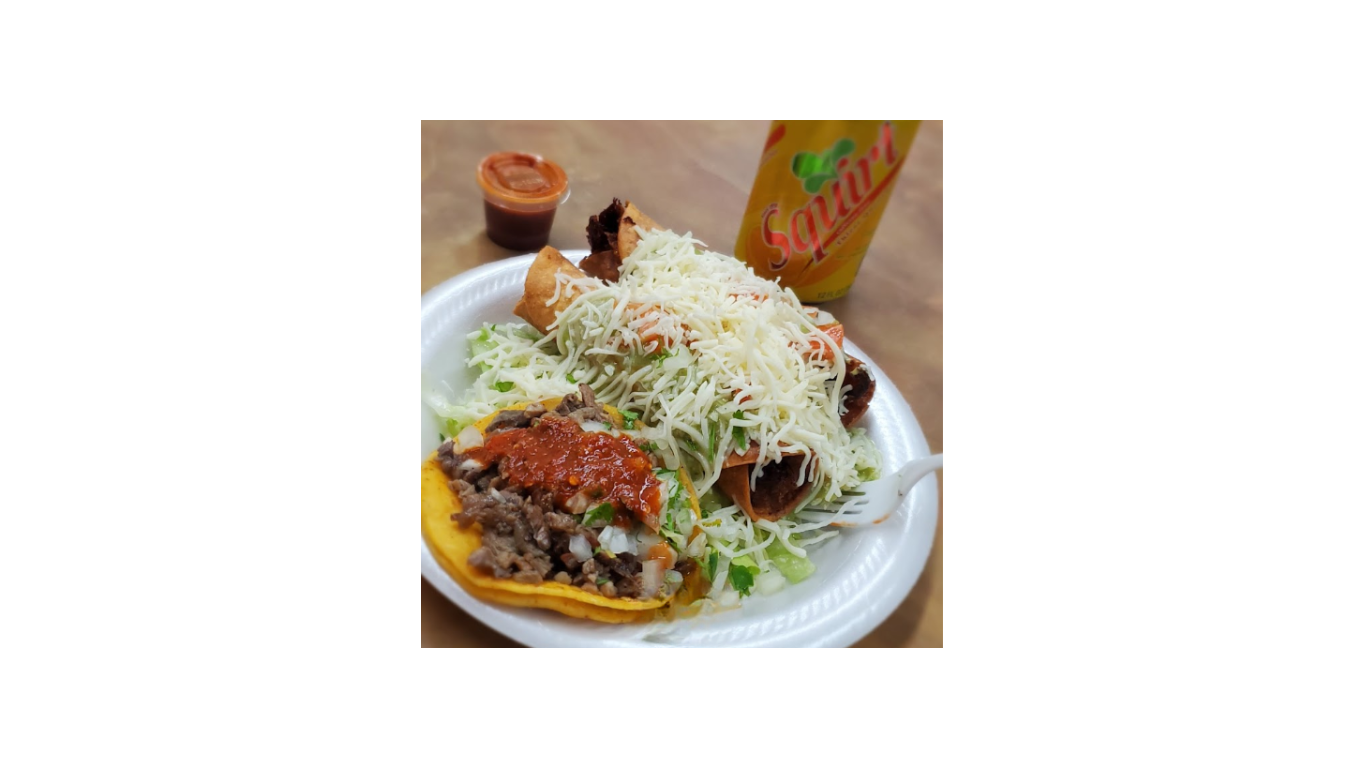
765, 539, 816, 584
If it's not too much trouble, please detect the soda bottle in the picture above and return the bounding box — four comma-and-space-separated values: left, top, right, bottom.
734, 121, 921, 302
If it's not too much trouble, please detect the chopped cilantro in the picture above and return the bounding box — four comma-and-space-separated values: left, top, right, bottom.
493, 381, 514, 393
704, 551, 719, 582
582, 503, 614, 527
596, 577, 610, 586
566, 372, 576, 383
438, 432, 446, 442
732, 410, 746, 447
620, 409, 641, 429
728, 564, 754, 596
643, 441, 659, 453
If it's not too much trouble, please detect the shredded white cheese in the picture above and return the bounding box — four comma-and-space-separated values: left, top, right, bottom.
542, 228, 873, 499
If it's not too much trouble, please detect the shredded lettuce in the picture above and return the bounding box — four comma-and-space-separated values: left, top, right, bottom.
469, 326, 498, 372
765, 539, 816, 584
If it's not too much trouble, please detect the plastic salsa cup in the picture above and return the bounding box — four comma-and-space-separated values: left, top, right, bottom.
476, 152, 570, 251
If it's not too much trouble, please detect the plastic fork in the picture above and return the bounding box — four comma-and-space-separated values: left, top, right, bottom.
797, 454, 944, 527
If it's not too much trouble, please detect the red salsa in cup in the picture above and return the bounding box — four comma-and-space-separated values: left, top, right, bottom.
476, 152, 570, 251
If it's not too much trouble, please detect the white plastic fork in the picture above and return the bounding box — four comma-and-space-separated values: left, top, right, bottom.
797, 454, 944, 527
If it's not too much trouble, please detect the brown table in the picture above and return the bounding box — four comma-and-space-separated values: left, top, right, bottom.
422, 120, 942, 647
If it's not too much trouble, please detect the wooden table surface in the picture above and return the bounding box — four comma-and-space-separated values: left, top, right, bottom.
421, 120, 942, 647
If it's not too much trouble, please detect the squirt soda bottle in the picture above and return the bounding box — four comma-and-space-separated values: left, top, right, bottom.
734, 121, 921, 303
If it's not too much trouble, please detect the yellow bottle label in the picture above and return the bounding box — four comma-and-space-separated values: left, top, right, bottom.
735, 120, 920, 302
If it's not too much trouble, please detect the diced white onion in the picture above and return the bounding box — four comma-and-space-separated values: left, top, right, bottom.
757, 571, 786, 595
633, 530, 663, 551
685, 535, 706, 559
579, 420, 610, 433
598, 526, 636, 556
456, 425, 483, 450
663, 569, 683, 585
568, 535, 592, 563
457, 458, 486, 472
641, 560, 664, 596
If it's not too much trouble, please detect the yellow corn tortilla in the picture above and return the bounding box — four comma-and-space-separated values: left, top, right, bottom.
421, 398, 693, 623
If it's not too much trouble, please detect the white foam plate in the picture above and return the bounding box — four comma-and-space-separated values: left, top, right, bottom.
421, 250, 938, 647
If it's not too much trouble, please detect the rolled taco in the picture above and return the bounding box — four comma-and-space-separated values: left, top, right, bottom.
580, 198, 662, 283
513, 246, 593, 334
421, 388, 704, 623
801, 306, 876, 428
717, 317, 871, 521
840, 355, 875, 427
715, 444, 815, 523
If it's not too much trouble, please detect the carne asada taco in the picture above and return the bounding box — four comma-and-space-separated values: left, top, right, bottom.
422, 387, 706, 623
